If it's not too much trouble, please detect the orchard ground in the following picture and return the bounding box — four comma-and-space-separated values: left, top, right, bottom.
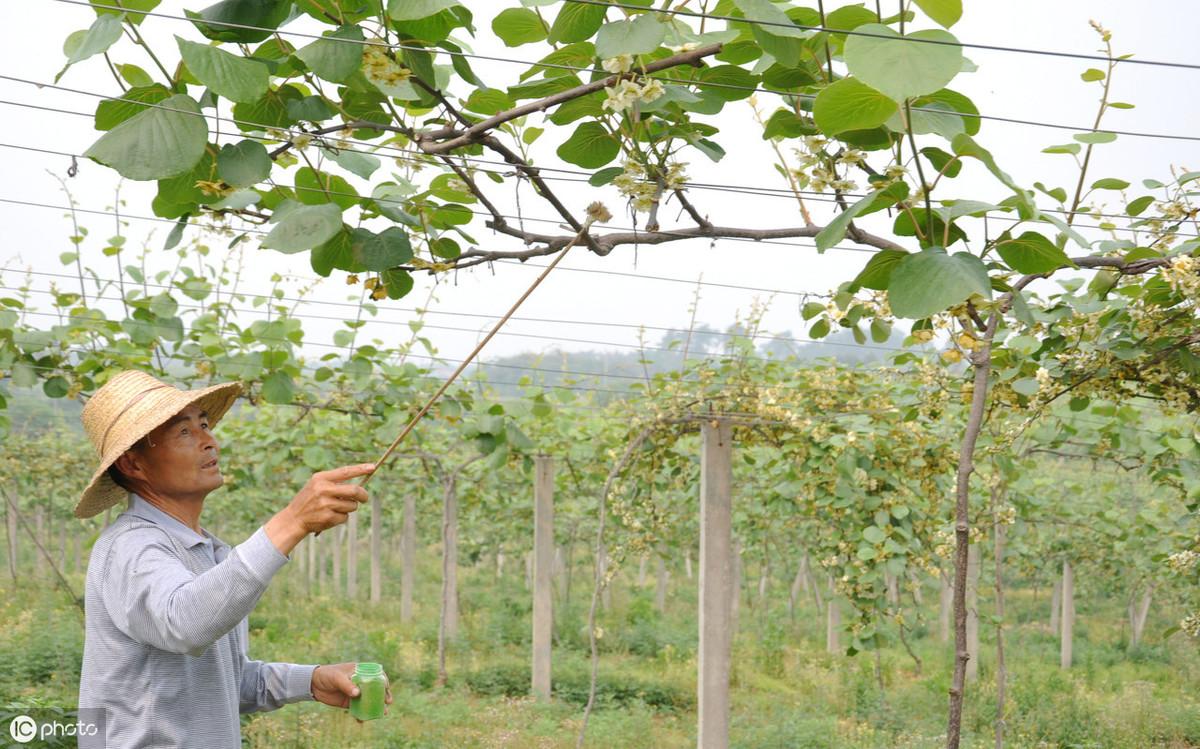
3, 539, 1198, 749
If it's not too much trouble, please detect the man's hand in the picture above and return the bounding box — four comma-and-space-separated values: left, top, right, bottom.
264, 463, 375, 556
311, 662, 393, 720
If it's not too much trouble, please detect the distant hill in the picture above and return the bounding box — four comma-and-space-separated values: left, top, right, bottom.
470, 324, 907, 398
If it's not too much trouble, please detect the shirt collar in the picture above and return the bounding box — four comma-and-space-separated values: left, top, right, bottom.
126, 492, 214, 550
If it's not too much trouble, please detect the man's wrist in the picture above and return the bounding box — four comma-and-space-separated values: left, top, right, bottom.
264, 508, 307, 557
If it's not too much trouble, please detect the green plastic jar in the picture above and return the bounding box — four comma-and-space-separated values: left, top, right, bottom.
349, 662, 388, 721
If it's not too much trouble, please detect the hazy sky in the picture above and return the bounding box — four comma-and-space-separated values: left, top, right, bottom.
1, 1, 1197, 371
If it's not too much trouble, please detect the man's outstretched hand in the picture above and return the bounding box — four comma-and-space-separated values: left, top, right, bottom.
265, 463, 376, 555
311, 662, 393, 720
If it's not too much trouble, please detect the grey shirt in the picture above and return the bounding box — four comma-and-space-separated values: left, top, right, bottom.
78, 493, 316, 748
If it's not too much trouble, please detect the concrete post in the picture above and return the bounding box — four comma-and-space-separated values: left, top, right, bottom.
331, 523, 343, 598
306, 535, 316, 592
370, 492, 382, 604
5, 485, 17, 583
441, 476, 459, 641
532, 456, 554, 700
1061, 560, 1074, 669
348, 510, 358, 600
401, 493, 416, 623
34, 507, 44, 582
697, 419, 733, 749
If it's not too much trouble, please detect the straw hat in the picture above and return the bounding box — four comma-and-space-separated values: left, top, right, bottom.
75, 370, 242, 519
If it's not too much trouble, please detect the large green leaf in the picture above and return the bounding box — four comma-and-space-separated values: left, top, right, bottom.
261, 202, 343, 253
261, 370, 295, 404
750, 24, 801, 68
186, 0, 292, 43
733, 0, 806, 37
232, 84, 304, 130
90, 0, 160, 24
177, 37, 270, 103
388, 0, 461, 21
296, 167, 359, 210
94, 85, 171, 130
843, 24, 962, 102
216, 139, 272, 187
556, 121, 620, 168
994, 231, 1073, 274
852, 249, 909, 290
595, 13, 666, 59
815, 182, 908, 253
311, 228, 357, 276
295, 25, 364, 83
492, 7, 547, 47
322, 147, 381, 180
381, 268, 414, 299
57, 13, 124, 82
153, 150, 215, 218
85, 94, 207, 180
351, 227, 414, 271
547, 1, 608, 44
912, 0, 962, 27
887, 248, 991, 319
697, 65, 760, 102
887, 101, 965, 140
813, 77, 898, 136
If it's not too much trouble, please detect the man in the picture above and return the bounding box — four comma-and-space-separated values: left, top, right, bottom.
74, 369, 391, 748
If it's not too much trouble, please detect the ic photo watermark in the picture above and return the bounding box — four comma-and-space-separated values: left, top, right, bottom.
1, 706, 106, 748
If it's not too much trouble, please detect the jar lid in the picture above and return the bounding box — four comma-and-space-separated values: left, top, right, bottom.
355, 662, 384, 675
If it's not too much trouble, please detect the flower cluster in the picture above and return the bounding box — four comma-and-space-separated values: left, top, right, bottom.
788, 136, 860, 193
602, 77, 664, 113
612, 159, 688, 213
994, 504, 1017, 526
362, 45, 411, 87
1161, 254, 1200, 297
1182, 612, 1200, 638
1167, 548, 1199, 574
601, 54, 634, 74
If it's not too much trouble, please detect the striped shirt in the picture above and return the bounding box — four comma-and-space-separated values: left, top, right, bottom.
78, 493, 316, 748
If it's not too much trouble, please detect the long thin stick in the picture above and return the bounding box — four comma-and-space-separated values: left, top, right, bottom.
362, 206, 609, 486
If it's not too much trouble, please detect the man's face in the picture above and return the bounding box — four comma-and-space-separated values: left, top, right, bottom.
117, 404, 224, 499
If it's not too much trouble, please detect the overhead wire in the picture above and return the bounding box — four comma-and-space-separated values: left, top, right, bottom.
0, 114, 1182, 232
0, 198, 870, 300
0, 82, 1191, 240
2, 137, 1189, 244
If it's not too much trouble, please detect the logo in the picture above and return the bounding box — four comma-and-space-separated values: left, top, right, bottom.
9, 714, 36, 743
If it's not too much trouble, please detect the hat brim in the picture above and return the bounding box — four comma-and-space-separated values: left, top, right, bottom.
73, 381, 243, 519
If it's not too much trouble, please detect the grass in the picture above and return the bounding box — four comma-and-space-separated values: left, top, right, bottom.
2, 552, 1198, 748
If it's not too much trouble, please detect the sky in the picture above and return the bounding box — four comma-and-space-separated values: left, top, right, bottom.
1, 0, 1197, 372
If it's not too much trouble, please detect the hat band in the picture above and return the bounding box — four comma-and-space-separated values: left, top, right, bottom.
99, 384, 173, 456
